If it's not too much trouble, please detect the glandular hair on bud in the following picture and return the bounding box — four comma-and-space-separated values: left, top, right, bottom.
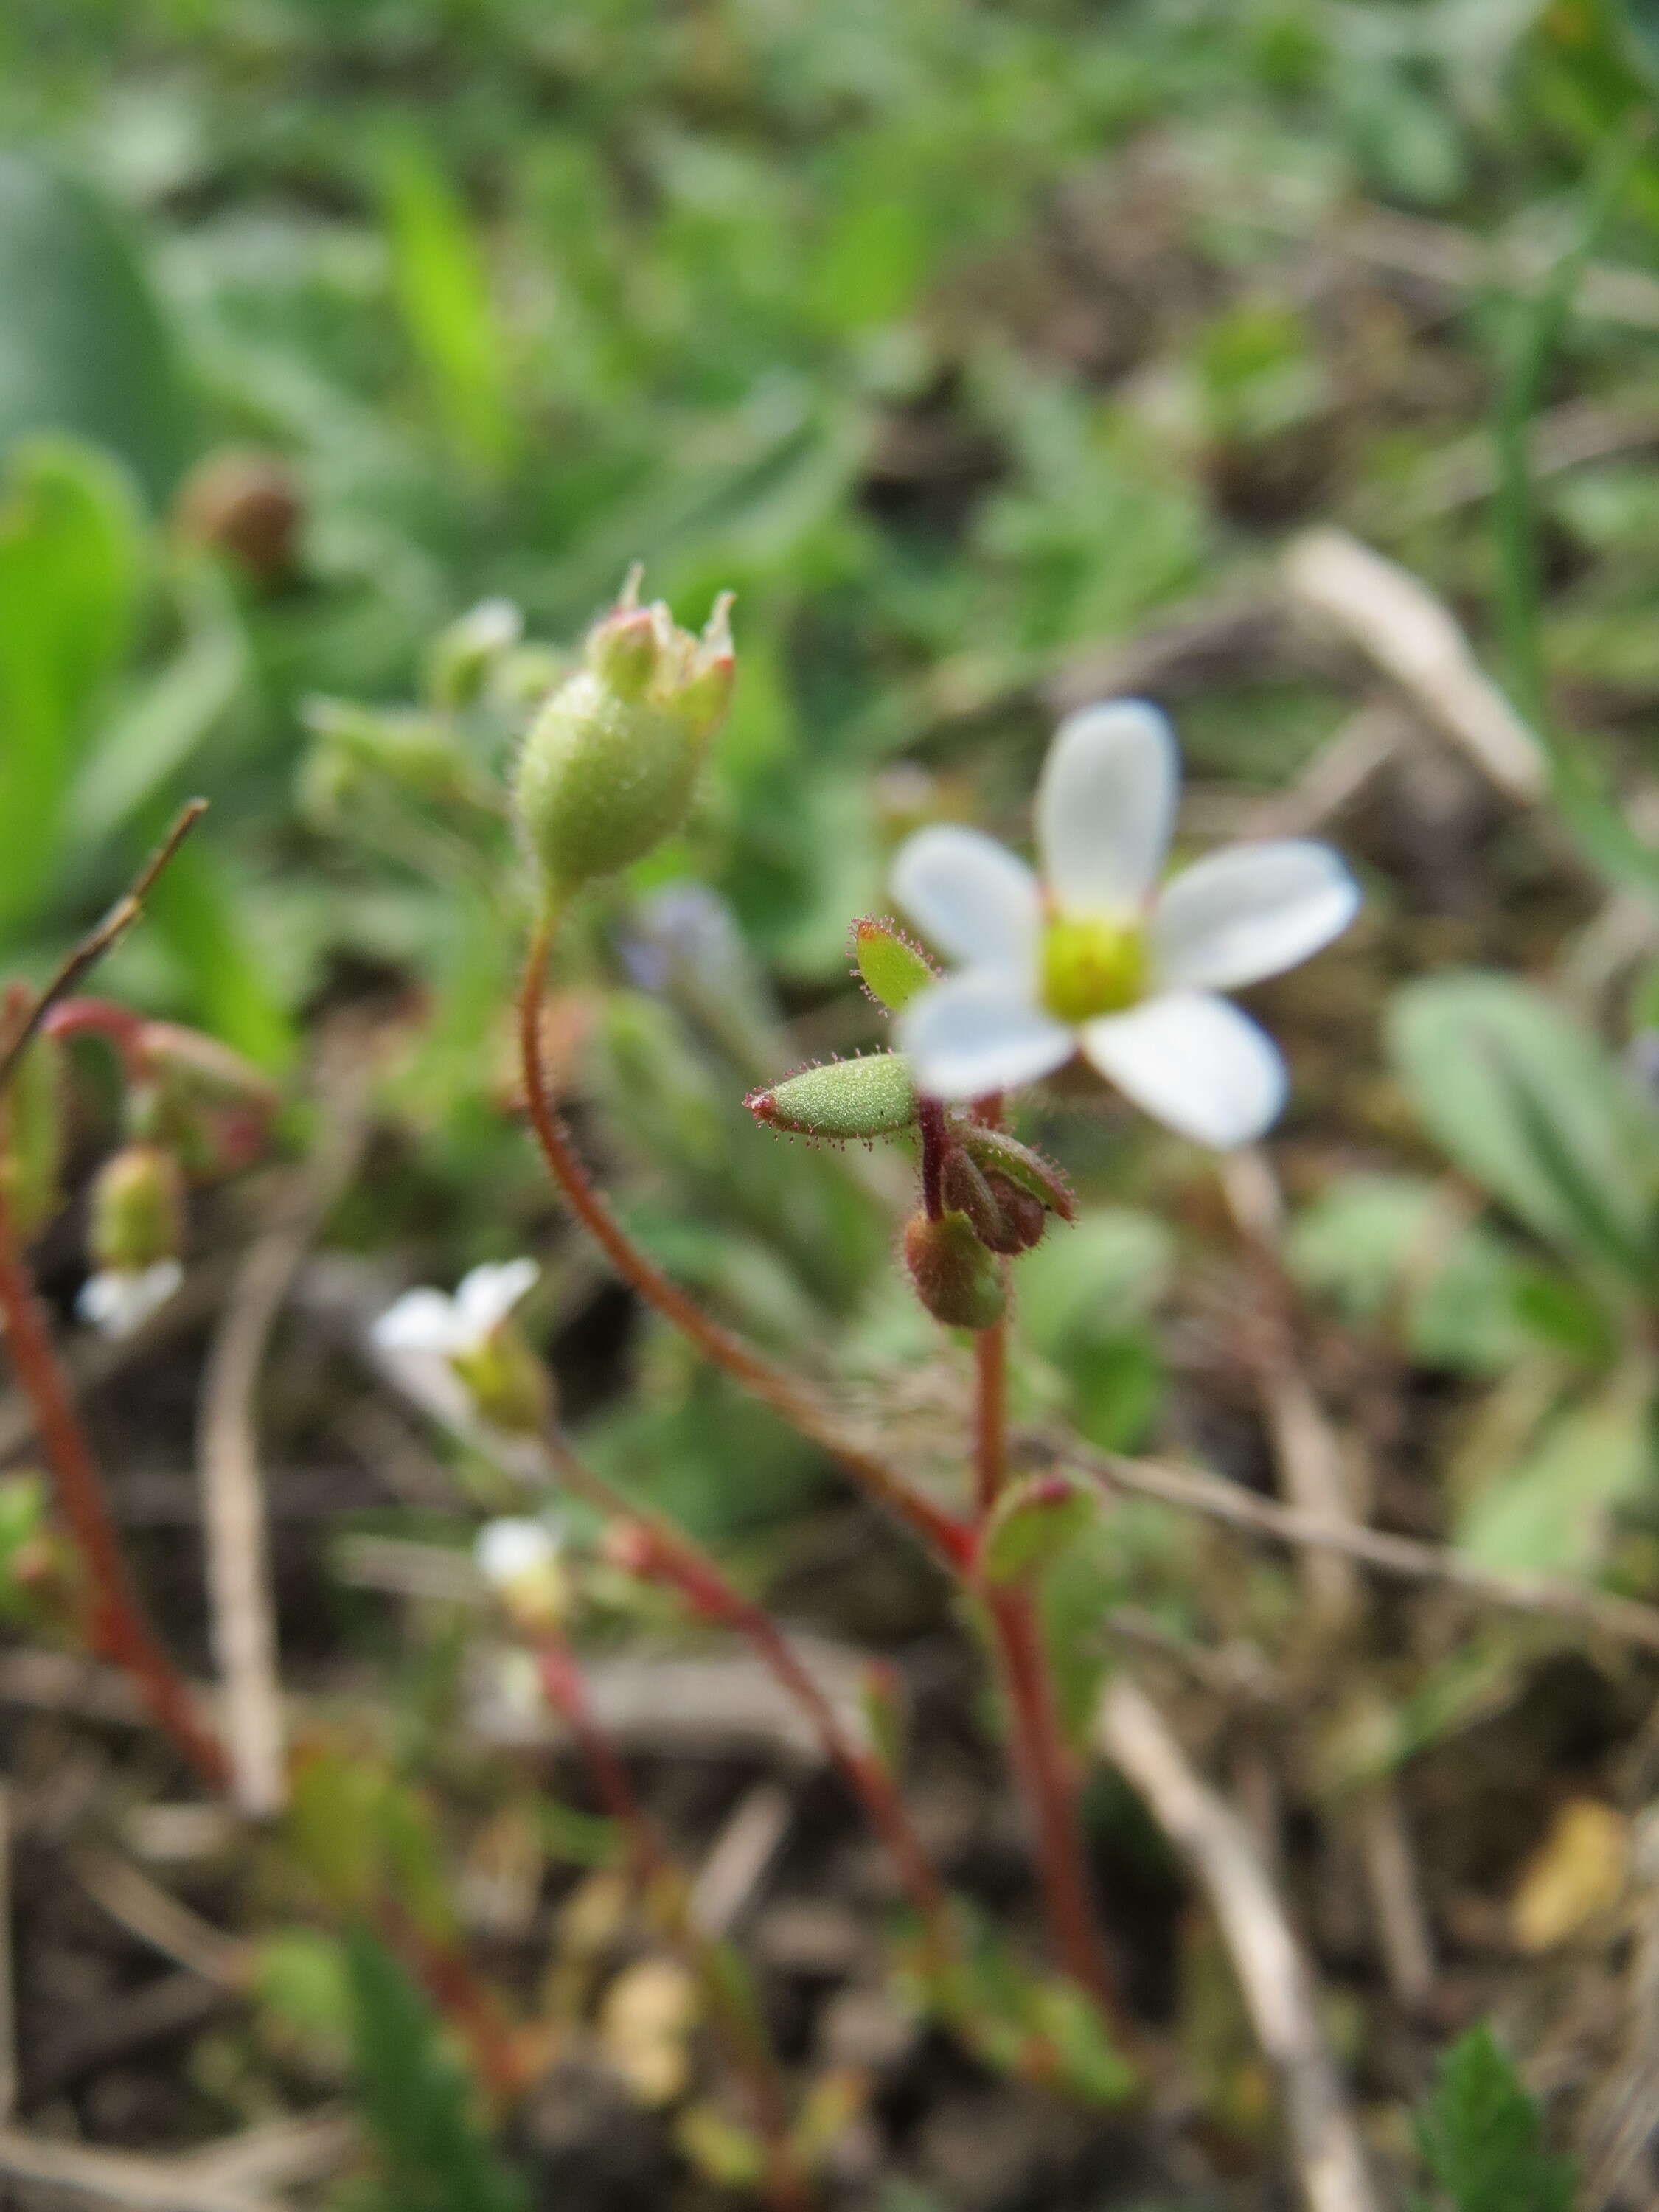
89, 1144, 185, 1273
746, 1053, 917, 1141
902, 1210, 1006, 1330
513, 579, 736, 900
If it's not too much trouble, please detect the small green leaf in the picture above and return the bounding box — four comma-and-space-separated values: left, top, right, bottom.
979, 1475, 1097, 1585
747, 1051, 917, 1141
1416, 2022, 1574, 2212
1455, 1363, 1655, 1579
851, 917, 936, 1012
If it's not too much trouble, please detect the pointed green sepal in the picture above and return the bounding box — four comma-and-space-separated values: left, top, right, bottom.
746, 1052, 918, 1141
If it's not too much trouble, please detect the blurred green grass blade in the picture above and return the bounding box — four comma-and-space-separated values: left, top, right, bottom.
142, 838, 294, 1069
343, 1924, 526, 2212
71, 565, 248, 849
1492, 119, 1659, 905
0, 436, 145, 940
0, 153, 195, 507
379, 133, 512, 475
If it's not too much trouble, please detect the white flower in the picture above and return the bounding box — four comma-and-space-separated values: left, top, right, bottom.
373, 1259, 540, 1360
475, 1516, 561, 1590
76, 1260, 184, 1338
891, 701, 1359, 1147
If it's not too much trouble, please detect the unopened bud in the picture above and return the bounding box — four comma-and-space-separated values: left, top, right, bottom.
851, 918, 936, 1014
980, 1170, 1047, 1253
174, 448, 302, 582
940, 1144, 1052, 1254
89, 1144, 184, 1273
902, 1209, 1006, 1330
513, 576, 737, 899
747, 1052, 917, 1142
955, 1123, 1075, 1222
425, 597, 523, 709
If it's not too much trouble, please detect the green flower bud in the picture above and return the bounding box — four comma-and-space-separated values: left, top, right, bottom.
902, 1209, 1006, 1330
954, 1123, 1075, 1222
513, 577, 736, 899
746, 1053, 918, 1142
89, 1144, 184, 1273
851, 917, 936, 1013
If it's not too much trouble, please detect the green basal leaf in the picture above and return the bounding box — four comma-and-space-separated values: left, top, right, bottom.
1416, 2022, 1574, 2212
1386, 973, 1659, 1285
1455, 1360, 1656, 1580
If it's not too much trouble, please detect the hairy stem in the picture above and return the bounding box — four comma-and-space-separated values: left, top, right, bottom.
973, 1317, 1125, 2032
543, 1430, 957, 1975
0, 1191, 229, 1790
535, 1630, 809, 2210
518, 913, 969, 1565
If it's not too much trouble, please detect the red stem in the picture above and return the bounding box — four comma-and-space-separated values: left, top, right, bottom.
972, 1318, 1127, 2033
41, 997, 150, 1077
534, 1630, 809, 2211
519, 917, 970, 1568
0, 1191, 229, 1790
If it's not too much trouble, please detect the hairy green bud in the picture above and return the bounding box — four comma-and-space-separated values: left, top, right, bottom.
955, 1123, 1075, 1222
850, 917, 936, 1013
89, 1144, 184, 1273
902, 1209, 1006, 1330
513, 577, 735, 898
746, 1053, 918, 1141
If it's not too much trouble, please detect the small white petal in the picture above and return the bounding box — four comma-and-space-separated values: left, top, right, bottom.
1036, 700, 1178, 914
475, 1517, 560, 1589
898, 971, 1074, 1101
1081, 993, 1287, 1147
1152, 841, 1359, 992
77, 1260, 184, 1339
891, 826, 1040, 970
454, 1259, 539, 1345
372, 1287, 460, 1356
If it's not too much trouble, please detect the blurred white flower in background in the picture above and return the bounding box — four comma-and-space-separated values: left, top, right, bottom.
77, 1259, 184, 1338
891, 700, 1360, 1147
474, 1516, 566, 1630
375, 1259, 539, 1363
372, 1259, 549, 1434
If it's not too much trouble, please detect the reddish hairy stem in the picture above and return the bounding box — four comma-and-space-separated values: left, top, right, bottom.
535, 1630, 808, 2210
519, 917, 969, 1567
972, 1318, 1127, 2033
0, 1191, 229, 1790
543, 1433, 953, 1952
973, 1322, 1007, 1520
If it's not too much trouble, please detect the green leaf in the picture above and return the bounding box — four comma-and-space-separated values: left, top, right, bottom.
1016, 1211, 1175, 1352
142, 840, 295, 1071
0, 436, 145, 939
344, 1924, 526, 2212
1416, 2023, 1575, 2212
1455, 1363, 1655, 1579
0, 153, 194, 505
1386, 973, 1659, 1282
979, 1475, 1098, 1586
379, 133, 512, 474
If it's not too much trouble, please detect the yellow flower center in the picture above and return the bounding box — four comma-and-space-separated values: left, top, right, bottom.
1040, 913, 1147, 1024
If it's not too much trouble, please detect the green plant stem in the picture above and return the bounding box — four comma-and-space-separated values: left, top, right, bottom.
0, 1186, 229, 1790
973, 1318, 1127, 2034
518, 911, 970, 1565
533, 1628, 810, 2211
541, 1428, 959, 1978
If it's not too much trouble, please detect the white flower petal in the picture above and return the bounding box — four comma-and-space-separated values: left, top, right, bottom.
475, 1517, 560, 1589
1081, 992, 1287, 1147
1036, 700, 1178, 914
891, 826, 1040, 970
372, 1287, 460, 1355
898, 971, 1074, 1101
1152, 841, 1359, 992
77, 1259, 184, 1339
454, 1259, 539, 1344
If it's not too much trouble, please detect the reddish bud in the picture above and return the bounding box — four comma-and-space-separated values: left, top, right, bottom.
902, 1209, 1006, 1330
